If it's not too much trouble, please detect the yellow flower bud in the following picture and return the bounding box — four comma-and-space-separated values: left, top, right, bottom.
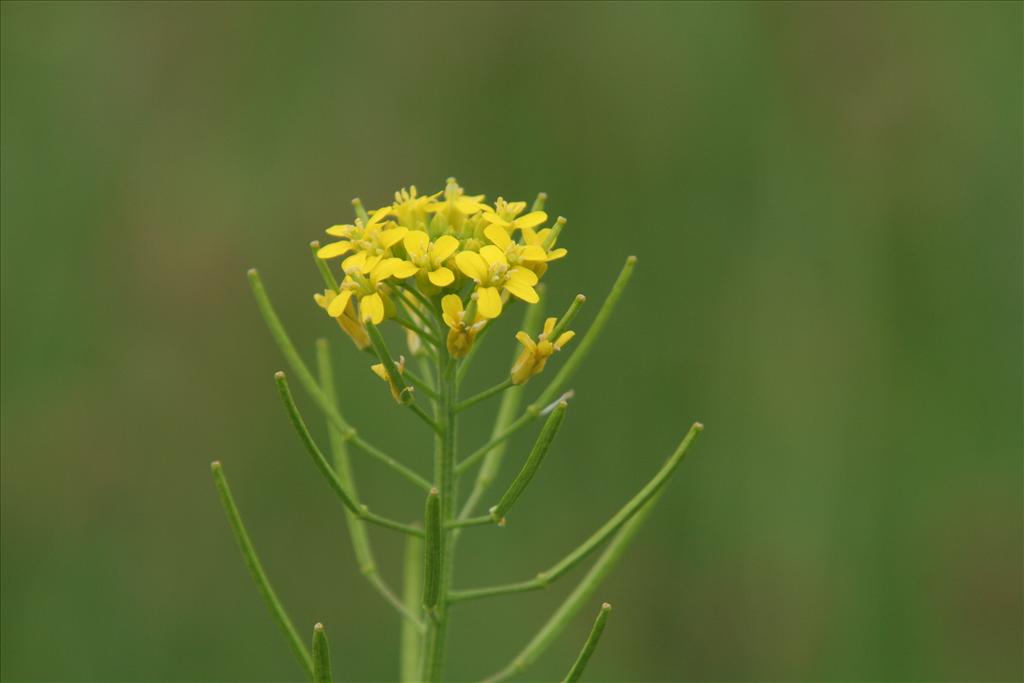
510, 317, 575, 385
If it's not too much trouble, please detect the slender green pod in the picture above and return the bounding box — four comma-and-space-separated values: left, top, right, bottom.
210, 462, 314, 680
312, 623, 333, 683
275, 371, 424, 537
550, 294, 586, 341
563, 603, 611, 682
249, 269, 431, 490
533, 255, 636, 410
489, 401, 569, 524
422, 488, 442, 609
351, 197, 370, 223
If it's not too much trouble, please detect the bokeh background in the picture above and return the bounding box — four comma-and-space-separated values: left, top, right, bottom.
2, 2, 1021, 681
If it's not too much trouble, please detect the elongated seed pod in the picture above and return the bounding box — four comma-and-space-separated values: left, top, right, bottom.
312, 623, 332, 683
490, 401, 568, 523
422, 488, 441, 608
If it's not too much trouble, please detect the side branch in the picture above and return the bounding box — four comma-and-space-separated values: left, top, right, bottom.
564, 603, 612, 683
317, 339, 426, 630
275, 371, 424, 537
448, 422, 703, 604
481, 483, 670, 682
210, 462, 314, 680
248, 269, 430, 491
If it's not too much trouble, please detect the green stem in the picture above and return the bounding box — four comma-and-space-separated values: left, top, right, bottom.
454, 378, 513, 413
248, 269, 429, 490
446, 515, 492, 529
275, 371, 424, 537
392, 311, 441, 348
448, 423, 702, 604
563, 604, 611, 683
399, 283, 443, 333
400, 534, 424, 683
481, 489, 665, 683
312, 623, 333, 683
422, 352, 457, 682
316, 340, 425, 629
210, 462, 314, 680
404, 368, 439, 401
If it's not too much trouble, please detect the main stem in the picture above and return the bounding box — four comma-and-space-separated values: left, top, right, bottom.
424, 349, 456, 681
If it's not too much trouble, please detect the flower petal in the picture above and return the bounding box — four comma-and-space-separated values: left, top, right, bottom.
404, 229, 429, 254
482, 212, 509, 228
455, 251, 488, 282
554, 331, 575, 349
368, 207, 392, 226
325, 224, 354, 237
479, 245, 506, 268
515, 331, 537, 351
342, 251, 367, 273
317, 241, 353, 259
507, 266, 539, 286
428, 267, 455, 287
360, 253, 384, 275
379, 226, 408, 249
546, 248, 568, 261
515, 211, 547, 230
360, 292, 385, 324
455, 196, 485, 214
441, 294, 463, 328
520, 245, 548, 261
431, 234, 460, 262
503, 279, 539, 304
327, 289, 354, 317
370, 362, 388, 381
543, 317, 557, 337
477, 286, 502, 319
483, 224, 512, 250
389, 259, 419, 279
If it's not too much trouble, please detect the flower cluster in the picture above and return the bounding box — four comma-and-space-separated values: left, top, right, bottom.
312, 179, 573, 387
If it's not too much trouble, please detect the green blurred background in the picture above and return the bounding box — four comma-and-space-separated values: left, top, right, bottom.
2, 2, 1021, 681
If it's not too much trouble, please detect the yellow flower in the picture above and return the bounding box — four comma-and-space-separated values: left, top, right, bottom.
392, 186, 440, 230
371, 355, 410, 403
313, 289, 371, 350
454, 245, 539, 319
427, 178, 486, 231
316, 206, 392, 260
328, 257, 417, 325
520, 223, 568, 262
339, 222, 409, 274
482, 223, 549, 266
482, 197, 547, 234
403, 230, 461, 288
510, 317, 575, 385
441, 294, 487, 358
